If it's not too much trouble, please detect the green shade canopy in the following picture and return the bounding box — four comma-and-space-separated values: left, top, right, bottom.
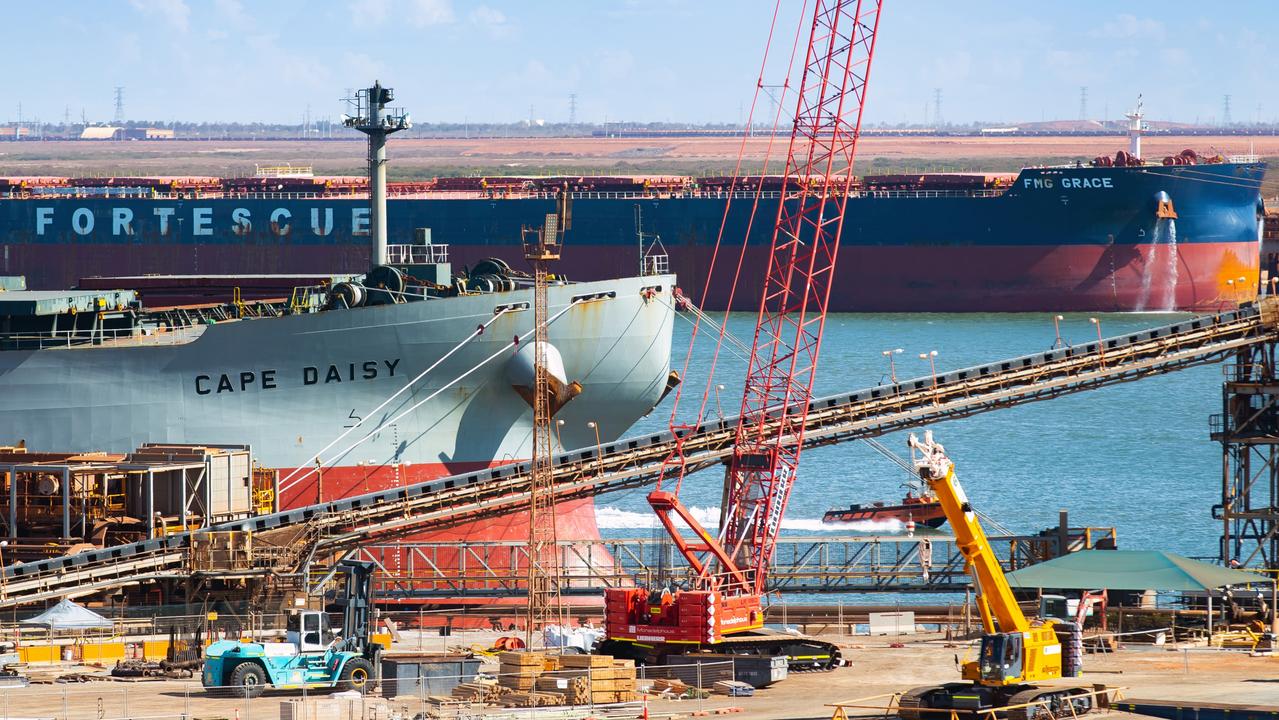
1004, 550, 1273, 592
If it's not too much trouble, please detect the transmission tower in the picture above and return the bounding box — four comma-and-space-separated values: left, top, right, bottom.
113, 87, 125, 124
1079, 86, 1088, 121
1222, 94, 1232, 126
568, 93, 577, 125
933, 88, 943, 126
522, 193, 572, 644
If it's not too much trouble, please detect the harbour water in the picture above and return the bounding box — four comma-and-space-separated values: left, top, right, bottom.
598, 311, 1222, 565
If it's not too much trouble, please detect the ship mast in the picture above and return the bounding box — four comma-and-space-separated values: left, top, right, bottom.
1125, 94, 1144, 160
523, 192, 572, 644
344, 81, 411, 268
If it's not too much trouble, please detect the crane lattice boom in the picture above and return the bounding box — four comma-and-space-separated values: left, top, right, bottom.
719, 0, 882, 594
608, 0, 882, 662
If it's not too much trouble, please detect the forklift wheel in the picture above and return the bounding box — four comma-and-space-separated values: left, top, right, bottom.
337, 658, 374, 694
229, 662, 268, 699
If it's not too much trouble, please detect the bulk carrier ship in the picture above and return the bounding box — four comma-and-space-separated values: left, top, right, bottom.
0, 106, 1266, 312
0, 85, 677, 600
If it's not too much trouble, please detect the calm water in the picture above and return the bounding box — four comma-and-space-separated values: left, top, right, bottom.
596, 311, 1223, 566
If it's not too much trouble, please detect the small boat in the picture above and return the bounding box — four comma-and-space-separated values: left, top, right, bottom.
822, 489, 947, 528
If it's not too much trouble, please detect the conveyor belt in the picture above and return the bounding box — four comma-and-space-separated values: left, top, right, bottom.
1, 303, 1273, 608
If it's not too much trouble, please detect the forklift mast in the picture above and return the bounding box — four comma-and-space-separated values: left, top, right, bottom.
334, 559, 377, 656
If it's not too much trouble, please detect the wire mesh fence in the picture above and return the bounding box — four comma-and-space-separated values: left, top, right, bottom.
0, 660, 735, 720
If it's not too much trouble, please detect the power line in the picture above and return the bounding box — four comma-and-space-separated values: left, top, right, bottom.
113, 86, 125, 124
1222, 94, 1232, 126
933, 88, 943, 126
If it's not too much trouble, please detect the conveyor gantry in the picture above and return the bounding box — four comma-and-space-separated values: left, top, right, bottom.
0, 303, 1274, 608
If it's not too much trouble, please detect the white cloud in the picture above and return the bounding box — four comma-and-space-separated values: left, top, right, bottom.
1159, 47, 1191, 68
115, 32, 143, 64
129, 0, 191, 33
214, 0, 252, 31
470, 5, 512, 38
409, 0, 455, 27
350, 0, 390, 28
1090, 14, 1166, 41
351, 0, 450, 29
244, 33, 331, 90
340, 52, 386, 85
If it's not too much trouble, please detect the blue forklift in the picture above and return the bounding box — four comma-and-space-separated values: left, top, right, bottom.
202, 560, 382, 698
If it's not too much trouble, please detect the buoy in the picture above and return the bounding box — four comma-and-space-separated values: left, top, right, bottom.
906, 519, 916, 536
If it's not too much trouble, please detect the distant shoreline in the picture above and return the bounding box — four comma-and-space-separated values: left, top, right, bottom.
1, 134, 1275, 196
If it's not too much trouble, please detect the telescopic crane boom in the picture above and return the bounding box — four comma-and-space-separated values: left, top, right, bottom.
898, 432, 1108, 720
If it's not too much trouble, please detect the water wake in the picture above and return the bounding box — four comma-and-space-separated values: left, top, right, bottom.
595, 505, 904, 533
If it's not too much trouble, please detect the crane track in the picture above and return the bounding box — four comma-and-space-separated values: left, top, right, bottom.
1004, 685, 1095, 720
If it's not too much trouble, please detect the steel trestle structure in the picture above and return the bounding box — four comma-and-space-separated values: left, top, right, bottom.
1212, 300, 1279, 569
0, 303, 1273, 609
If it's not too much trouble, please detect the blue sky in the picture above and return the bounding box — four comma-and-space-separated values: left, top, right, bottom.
4, 1, 1274, 125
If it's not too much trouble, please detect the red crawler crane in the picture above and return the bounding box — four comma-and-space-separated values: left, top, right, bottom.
602, 0, 883, 670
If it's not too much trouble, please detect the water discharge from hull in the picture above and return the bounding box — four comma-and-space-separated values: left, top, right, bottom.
1160, 219, 1179, 311
1135, 218, 1178, 313
1134, 239, 1156, 312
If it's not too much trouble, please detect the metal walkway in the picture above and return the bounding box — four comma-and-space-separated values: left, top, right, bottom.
356, 525, 1116, 599
0, 303, 1273, 608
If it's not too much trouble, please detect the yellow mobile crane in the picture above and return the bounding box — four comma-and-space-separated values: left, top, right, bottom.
898, 432, 1107, 720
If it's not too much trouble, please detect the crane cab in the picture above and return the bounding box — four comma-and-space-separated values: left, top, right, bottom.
968, 632, 1024, 684
286, 611, 336, 653
962, 626, 1063, 687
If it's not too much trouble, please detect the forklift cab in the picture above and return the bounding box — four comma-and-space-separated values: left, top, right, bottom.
286, 611, 335, 653
978, 632, 1024, 685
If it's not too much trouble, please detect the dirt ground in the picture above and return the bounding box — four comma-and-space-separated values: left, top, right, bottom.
0, 630, 1273, 720
1, 135, 1276, 187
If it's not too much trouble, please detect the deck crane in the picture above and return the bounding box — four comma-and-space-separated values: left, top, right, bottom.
898, 432, 1108, 720
601, 0, 883, 670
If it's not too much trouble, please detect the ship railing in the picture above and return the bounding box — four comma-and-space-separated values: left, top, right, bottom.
390, 190, 790, 201
0, 187, 1015, 202
853, 188, 1004, 199
387, 243, 449, 265
0, 324, 203, 350
642, 253, 670, 276
1228, 154, 1261, 164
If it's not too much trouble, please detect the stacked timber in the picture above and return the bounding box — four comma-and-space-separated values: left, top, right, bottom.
535, 673, 591, 704
497, 651, 544, 692
498, 690, 568, 708
450, 681, 510, 703
557, 655, 638, 704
